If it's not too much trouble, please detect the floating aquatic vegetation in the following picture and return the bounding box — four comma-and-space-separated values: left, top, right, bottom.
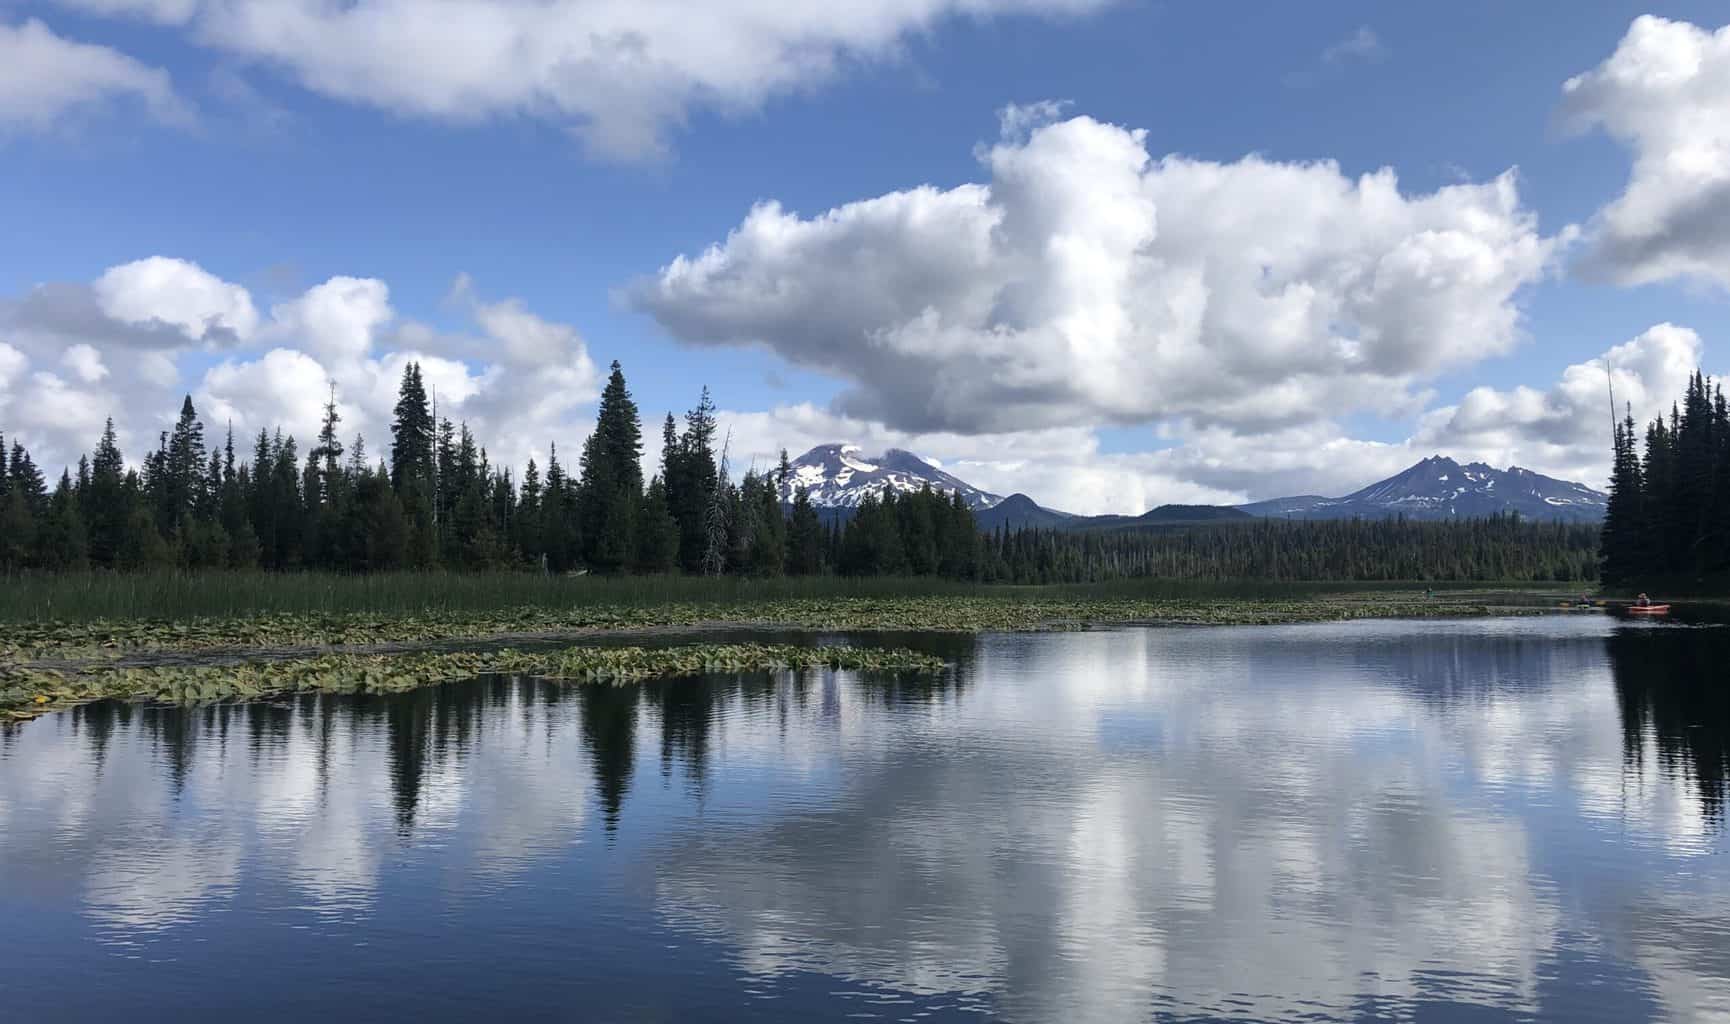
0, 594, 1534, 661
0, 643, 948, 723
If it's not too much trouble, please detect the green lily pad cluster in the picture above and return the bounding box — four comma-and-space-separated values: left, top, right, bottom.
0, 594, 1523, 660
1, 643, 948, 723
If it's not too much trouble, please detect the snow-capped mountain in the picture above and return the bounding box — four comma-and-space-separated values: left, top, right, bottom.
1238, 456, 1607, 522
781, 444, 1003, 510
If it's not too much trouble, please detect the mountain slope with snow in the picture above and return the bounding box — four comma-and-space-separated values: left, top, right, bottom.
780, 448, 1605, 526
781, 445, 1003, 510
1238, 456, 1606, 522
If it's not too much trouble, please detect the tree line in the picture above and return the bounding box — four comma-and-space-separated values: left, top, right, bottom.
0, 361, 980, 579
977, 514, 1600, 584
1601, 370, 1730, 587
1, 359, 1602, 582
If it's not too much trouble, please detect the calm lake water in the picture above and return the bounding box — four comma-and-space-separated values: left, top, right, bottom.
2, 617, 1728, 1022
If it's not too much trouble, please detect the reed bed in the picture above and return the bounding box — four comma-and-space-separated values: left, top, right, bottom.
0, 570, 1567, 623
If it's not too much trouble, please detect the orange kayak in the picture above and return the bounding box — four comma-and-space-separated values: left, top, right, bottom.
1627, 604, 1671, 615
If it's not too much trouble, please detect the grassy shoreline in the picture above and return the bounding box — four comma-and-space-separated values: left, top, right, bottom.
0, 571, 1579, 623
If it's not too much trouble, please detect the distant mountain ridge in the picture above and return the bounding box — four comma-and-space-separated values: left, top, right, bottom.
1238, 456, 1606, 523
782, 446, 1607, 527
977, 499, 1250, 532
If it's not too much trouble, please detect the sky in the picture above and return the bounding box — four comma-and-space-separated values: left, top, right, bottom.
1, 1, 1728, 514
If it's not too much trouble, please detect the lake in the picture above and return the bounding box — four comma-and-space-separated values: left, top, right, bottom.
2, 617, 1727, 1022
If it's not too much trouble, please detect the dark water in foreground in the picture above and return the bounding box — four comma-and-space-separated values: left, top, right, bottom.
2, 617, 1728, 1023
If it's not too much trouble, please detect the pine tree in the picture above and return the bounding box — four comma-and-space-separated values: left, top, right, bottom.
739, 468, 785, 577
516, 457, 543, 567
312, 383, 346, 509
164, 395, 208, 535
1601, 409, 1644, 586
354, 462, 408, 570
787, 485, 824, 575
1711, 384, 1730, 573
118, 473, 171, 571
34, 470, 89, 570
542, 444, 579, 572
702, 433, 731, 576
7, 441, 46, 515
577, 361, 644, 574
674, 388, 719, 571
0, 477, 32, 573
390, 363, 433, 492
388, 363, 438, 565
3, 440, 49, 570
634, 477, 680, 573
81, 421, 123, 569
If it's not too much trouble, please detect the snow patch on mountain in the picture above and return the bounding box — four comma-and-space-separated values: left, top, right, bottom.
781, 444, 1004, 510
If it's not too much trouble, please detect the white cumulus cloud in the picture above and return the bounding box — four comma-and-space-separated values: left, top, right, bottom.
42, 0, 1113, 159
1562, 16, 1730, 290
0, 342, 25, 390
61, 343, 109, 383
1415, 323, 1714, 485
636, 111, 1569, 436
94, 256, 260, 344
0, 18, 187, 130
261, 276, 392, 366
0, 260, 601, 481
713, 321, 1713, 513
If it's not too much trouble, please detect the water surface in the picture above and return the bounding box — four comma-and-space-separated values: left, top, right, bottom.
2, 617, 1727, 1022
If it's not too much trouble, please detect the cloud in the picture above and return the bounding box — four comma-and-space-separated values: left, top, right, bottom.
3, 252, 1697, 516
1285, 25, 1388, 87
636, 111, 1567, 436
712, 403, 1240, 510
651, 628, 1618, 1022
61, 343, 109, 383
1322, 26, 1387, 65
0, 343, 24, 390
0, 260, 600, 481
712, 320, 1710, 513
53, 0, 200, 23
260, 276, 390, 365
715, 402, 1414, 513
997, 98, 1072, 139
94, 257, 260, 345
0, 18, 188, 131
1415, 323, 1713, 485
1562, 16, 1730, 290
43, 0, 1113, 159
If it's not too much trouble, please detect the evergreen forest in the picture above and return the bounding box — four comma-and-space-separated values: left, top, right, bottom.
1600, 371, 1730, 588
0, 360, 1601, 583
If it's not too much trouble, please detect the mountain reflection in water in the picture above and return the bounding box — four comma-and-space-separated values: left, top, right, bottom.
0, 618, 1726, 1023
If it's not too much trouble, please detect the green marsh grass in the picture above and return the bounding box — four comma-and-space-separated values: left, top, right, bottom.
0, 571, 1574, 623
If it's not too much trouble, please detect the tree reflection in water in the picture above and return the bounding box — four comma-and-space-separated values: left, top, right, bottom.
1611, 626, 1730, 826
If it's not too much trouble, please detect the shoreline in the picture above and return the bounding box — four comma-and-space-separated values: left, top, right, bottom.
1, 592, 1573, 726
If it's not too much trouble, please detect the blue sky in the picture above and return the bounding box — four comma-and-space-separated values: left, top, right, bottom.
2, 1, 1728, 512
